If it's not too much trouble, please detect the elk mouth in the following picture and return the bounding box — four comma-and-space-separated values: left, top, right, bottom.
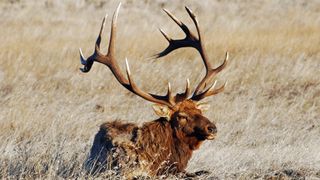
193, 132, 216, 141
206, 133, 216, 140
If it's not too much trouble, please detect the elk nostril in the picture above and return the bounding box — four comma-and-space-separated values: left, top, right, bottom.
207, 126, 217, 134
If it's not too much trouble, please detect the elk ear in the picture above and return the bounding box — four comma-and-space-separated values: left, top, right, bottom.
152, 104, 171, 120
196, 102, 210, 112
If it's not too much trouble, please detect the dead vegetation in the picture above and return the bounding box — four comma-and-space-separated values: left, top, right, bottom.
0, 0, 319, 179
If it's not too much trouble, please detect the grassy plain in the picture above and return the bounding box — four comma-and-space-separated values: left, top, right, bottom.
0, 0, 319, 179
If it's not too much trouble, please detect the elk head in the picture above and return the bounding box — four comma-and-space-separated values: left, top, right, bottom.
79, 4, 228, 147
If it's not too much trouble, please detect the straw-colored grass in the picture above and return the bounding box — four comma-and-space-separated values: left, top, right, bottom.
0, 0, 319, 179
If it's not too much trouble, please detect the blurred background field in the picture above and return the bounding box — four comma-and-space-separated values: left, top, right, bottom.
0, 0, 319, 179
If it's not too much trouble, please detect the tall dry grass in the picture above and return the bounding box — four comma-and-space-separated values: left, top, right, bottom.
0, 0, 319, 179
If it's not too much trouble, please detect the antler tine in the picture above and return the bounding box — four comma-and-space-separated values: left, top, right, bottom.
182, 78, 191, 98
159, 28, 171, 42
185, 6, 201, 41
192, 81, 227, 101
162, 9, 191, 36
107, 3, 121, 58
186, 79, 191, 97
167, 82, 175, 105
79, 11, 107, 73
154, 8, 198, 59
162, 8, 182, 26
95, 13, 107, 52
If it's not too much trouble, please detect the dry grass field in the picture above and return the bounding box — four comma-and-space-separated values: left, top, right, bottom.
0, 0, 319, 179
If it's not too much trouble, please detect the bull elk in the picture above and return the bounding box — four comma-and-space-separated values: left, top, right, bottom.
79, 3, 229, 178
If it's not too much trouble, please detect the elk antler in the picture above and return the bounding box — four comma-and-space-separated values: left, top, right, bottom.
79, 3, 181, 108
156, 7, 229, 101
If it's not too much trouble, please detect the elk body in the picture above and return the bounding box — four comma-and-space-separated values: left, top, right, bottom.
80, 3, 229, 177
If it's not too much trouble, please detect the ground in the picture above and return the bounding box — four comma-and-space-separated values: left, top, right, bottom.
0, 0, 319, 179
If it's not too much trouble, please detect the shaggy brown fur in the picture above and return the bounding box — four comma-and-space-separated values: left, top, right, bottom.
85, 100, 217, 177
